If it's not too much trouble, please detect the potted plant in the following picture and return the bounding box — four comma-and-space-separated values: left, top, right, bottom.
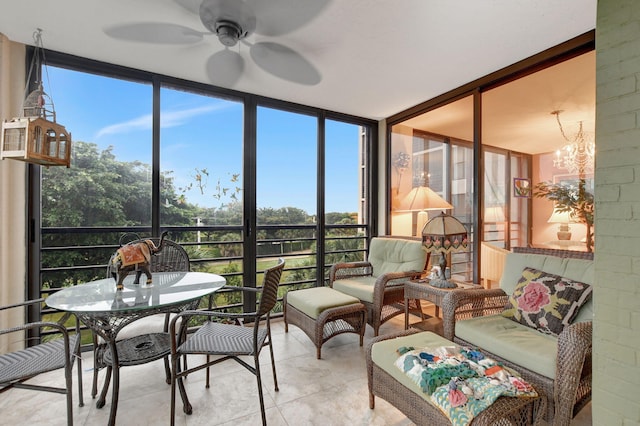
534, 179, 594, 252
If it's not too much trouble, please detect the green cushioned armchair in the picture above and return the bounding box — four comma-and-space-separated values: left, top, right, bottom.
328, 237, 427, 335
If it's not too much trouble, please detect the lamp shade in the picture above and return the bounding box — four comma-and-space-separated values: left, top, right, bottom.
547, 208, 576, 241
397, 186, 453, 211
484, 205, 505, 223
547, 209, 577, 224
421, 212, 468, 253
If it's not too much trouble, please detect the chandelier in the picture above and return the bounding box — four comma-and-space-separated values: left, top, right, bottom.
551, 110, 594, 175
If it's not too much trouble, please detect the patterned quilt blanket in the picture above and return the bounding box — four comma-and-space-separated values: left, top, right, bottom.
394, 345, 537, 426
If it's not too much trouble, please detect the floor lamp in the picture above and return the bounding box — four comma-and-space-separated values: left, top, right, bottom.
397, 186, 453, 237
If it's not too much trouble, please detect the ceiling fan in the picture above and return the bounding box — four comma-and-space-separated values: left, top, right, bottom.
104, 0, 329, 87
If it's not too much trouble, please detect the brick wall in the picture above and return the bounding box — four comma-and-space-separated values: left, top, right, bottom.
594, 1, 640, 423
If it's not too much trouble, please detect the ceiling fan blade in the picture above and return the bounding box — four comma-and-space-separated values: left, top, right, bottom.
104, 22, 204, 45
249, 0, 331, 36
206, 49, 245, 87
250, 42, 321, 85
173, 0, 202, 15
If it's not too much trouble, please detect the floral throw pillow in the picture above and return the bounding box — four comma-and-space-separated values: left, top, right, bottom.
501, 267, 592, 335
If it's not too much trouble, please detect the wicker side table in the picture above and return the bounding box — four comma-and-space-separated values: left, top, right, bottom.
404, 280, 482, 335
284, 288, 367, 359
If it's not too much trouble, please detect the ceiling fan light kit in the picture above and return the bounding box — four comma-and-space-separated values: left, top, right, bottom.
213, 21, 245, 47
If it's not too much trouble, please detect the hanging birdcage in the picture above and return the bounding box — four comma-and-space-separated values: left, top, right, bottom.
1, 29, 71, 167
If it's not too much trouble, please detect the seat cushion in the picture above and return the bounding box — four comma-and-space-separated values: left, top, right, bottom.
97, 313, 173, 343
371, 331, 455, 403
368, 238, 426, 277
455, 315, 558, 379
286, 287, 360, 319
501, 267, 592, 335
179, 321, 267, 356
0, 334, 79, 383
331, 276, 377, 303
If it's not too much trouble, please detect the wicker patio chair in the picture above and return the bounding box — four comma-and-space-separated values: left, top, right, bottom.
169, 258, 285, 426
1, 299, 84, 426
93, 236, 190, 398
328, 237, 427, 335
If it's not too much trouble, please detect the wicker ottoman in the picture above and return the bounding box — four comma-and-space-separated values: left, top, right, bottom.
367, 330, 546, 425
284, 287, 367, 359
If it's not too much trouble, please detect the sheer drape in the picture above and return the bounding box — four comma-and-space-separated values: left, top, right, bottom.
0, 33, 27, 353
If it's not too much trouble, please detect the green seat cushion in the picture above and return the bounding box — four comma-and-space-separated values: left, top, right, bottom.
455, 315, 558, 379
371, 331, 455, 403
286, 287, 360, 319
368, 237, 427, 277
331, 276, 376, 303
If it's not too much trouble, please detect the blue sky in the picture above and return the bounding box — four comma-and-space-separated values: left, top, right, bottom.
44, 66, 361, 214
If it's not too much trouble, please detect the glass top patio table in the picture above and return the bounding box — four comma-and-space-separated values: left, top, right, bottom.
46, 271, 226, 426
46, 271, 226, 315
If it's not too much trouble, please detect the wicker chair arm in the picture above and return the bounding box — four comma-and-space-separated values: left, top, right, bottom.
328, 261, 373, 286
169, 310, 258, 336
0, 298, 45, 311
373, 270, 421, 295
220, 285, 261, 294
554, 320, 593, 425
0, 320, 71, 338
441, 288, 509, 340
1, 298, 79, 338
367, 328, 421, 351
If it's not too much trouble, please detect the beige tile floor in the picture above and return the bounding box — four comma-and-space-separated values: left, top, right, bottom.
1, 308, 592, 426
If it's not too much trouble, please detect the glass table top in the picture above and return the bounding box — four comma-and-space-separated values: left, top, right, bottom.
46, 271, 226, 313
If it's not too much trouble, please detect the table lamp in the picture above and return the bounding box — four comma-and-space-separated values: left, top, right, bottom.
422, 211, 468, 288
547, 208, 577, 240
398, 186, 453, 236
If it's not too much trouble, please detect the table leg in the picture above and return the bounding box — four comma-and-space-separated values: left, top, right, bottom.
404, 298, 409, 330
97, 339, 120, 426
96, 365, 110, 408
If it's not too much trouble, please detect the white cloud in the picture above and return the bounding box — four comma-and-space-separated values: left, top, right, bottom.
95, 104, 225, 139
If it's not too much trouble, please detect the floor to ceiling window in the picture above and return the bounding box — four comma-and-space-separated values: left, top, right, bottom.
256, 106, 318, 290
387, 34, 594, 284
389, 95, 474, 281
31, 52, 376, 323
39, 69, 153, 291
324, 119, 370, 278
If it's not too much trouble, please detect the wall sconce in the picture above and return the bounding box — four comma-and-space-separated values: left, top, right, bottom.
1, 29, 71, 167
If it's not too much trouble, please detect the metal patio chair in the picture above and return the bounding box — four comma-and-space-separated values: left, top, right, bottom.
169, 258, 285, 426
0, 299, 84, 426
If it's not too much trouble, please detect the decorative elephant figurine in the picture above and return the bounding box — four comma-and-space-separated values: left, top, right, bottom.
110, 231, 168, 290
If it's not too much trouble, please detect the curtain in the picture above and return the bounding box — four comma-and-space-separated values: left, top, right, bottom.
0, 33, 27, 353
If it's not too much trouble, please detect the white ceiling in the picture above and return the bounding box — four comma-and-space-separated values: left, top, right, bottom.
401, 51, 596, 154
0, 0, 596, 122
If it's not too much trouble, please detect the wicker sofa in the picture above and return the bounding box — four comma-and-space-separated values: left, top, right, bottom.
442, 247, 594, 426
